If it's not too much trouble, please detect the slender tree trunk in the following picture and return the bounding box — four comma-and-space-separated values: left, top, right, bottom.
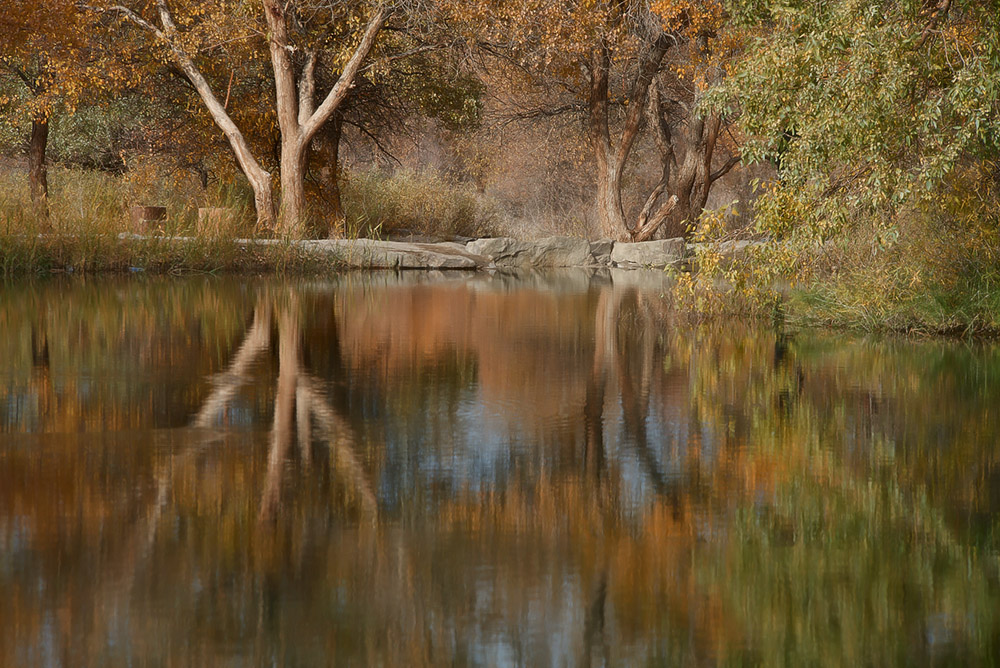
588, 44, 628, 240
29, 115, 50, 227
105, 3, 277, 229
316, 114, 345, 237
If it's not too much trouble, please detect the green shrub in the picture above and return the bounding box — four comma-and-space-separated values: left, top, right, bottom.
777, 164, 1000, 334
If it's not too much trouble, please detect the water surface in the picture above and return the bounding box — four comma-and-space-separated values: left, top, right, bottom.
2, 270, 999, 666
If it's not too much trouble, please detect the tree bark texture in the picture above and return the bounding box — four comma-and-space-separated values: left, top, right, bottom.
29, 115, 50, 227
315, 113, 345, 237
587, 34, 739, 241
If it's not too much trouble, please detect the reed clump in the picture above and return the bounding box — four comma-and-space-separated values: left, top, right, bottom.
341, 167, 503, 239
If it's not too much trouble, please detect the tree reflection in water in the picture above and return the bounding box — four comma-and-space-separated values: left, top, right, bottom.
0, 272, 999, 665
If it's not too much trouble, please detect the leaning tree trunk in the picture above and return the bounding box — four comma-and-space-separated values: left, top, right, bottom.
28, 114, 50, 228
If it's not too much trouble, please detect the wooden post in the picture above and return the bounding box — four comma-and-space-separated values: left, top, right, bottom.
129, 206, 167, 233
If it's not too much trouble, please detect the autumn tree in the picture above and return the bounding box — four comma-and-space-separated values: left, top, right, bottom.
0, 1, 136, 220
453, 0, 741, 241
713, 0, 1000, 242
95, 0, 398, 236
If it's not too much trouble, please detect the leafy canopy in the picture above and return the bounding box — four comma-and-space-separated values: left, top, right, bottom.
710, 0, 1000, 240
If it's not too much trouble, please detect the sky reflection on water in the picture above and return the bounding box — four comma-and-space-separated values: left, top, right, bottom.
1, 270, 999, 666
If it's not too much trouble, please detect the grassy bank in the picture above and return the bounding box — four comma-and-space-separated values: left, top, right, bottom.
0, 163, 506, 277
787, 269, 1000, 337
672, 188, 1000, 337
0, 233, 344, 277
784, 199, 1000, 336
0, 165, 342, 276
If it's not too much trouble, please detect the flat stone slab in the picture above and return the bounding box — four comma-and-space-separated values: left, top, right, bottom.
466, 236, 594, 268
589, 239, 614, 266
117, 233, 768, 274
305, 239, 489, 269
610, 238, 685, 269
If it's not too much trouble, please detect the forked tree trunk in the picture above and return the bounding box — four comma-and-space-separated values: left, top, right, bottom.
263, 0, 385, 236
587, 34, 676, 242
645, 78, 741, 239
29, 115, 50, 227
587, 35, 740, 242
107, 1, 384, 236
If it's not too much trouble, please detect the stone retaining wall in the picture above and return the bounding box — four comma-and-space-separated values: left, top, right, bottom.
311, 235, 763, 271
118, 233, 762, 271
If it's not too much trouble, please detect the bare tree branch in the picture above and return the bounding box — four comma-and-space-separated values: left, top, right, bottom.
298, 49, 317, 125
916, 0, 952, 47
2, 62, 41, 94
301, 6, 387, 144
709, 155, 740, 184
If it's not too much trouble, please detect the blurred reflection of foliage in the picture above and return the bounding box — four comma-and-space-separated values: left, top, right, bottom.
1, 274, 999, 664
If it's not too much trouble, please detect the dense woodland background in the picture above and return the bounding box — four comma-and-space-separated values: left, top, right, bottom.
2, 0, 999, 329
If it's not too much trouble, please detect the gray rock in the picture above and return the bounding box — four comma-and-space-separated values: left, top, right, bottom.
589, 239, 614, 266
385, 230, 475, 244
466, 236, 593, 268
610, 238, 685, 269
305, 239, 488, 269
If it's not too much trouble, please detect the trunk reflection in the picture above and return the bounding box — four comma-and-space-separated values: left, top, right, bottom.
1, 272, 998, 665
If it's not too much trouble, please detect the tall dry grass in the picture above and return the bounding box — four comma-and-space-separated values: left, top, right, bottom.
341, 167, 504, 239
0, 164, 341, 276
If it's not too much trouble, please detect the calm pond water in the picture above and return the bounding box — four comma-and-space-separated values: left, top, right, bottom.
1, 270, 999, 666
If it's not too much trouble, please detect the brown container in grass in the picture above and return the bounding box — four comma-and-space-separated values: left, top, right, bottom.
197, 207, 236, 237
129, 206, 167, 233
